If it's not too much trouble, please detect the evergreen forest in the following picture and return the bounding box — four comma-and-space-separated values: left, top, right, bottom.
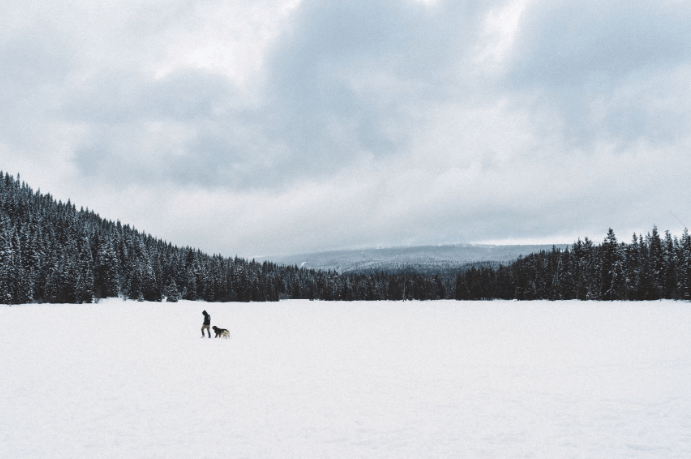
1, 172, 690, 304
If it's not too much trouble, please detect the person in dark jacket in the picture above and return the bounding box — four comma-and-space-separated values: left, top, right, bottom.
201, 310, 211, 338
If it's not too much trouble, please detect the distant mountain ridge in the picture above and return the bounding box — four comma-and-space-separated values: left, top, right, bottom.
260, 244, 570, 274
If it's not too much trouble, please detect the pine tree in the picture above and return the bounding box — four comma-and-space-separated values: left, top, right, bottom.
600, 229, 623, 300
164, 278, 180, 302
75, 234, 94, 303
624, 234, 640, 299
662, 230, 678, 298
0, 229, 15, 304
637, 235, 656, 300
679, 229, 691, 300
648, 226, 664, 298
95, 238, 120, 298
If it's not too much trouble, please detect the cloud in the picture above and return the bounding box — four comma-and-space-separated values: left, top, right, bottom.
261, 0, 497, 162
2, 0, 691, 256
59, 0, 516, 192
509, 1, 691, 85
0, 24, 74, 152
505, 0, 691, 147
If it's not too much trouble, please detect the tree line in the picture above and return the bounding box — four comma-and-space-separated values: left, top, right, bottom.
1, 172, 690, 304
454, 227, 691, 301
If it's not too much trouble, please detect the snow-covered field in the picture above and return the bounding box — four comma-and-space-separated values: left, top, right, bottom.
1, 299, 690, 458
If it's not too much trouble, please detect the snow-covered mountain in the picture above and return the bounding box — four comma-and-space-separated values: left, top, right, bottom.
260, 244, 569, 273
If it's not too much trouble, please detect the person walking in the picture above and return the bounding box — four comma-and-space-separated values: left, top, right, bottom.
201, 310, 211, 338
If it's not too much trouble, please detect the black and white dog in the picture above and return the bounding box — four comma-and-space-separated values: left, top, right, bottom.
212, 326, 230, 338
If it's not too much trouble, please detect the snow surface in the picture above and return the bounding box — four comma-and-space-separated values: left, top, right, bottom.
1, 299, 690, 458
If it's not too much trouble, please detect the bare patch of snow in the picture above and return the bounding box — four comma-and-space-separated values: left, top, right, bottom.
1, 299, 690, 458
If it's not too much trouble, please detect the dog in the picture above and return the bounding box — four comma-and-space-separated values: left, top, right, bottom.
212, 326, 230, 339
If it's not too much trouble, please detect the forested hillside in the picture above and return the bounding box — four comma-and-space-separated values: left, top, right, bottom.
0, 172, 443, 304
1, 171, 690, 304
455, 227, 691, 301
0, 173, 282, 303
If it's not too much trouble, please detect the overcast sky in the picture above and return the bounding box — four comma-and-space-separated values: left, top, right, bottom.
2, 0, 691, 257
